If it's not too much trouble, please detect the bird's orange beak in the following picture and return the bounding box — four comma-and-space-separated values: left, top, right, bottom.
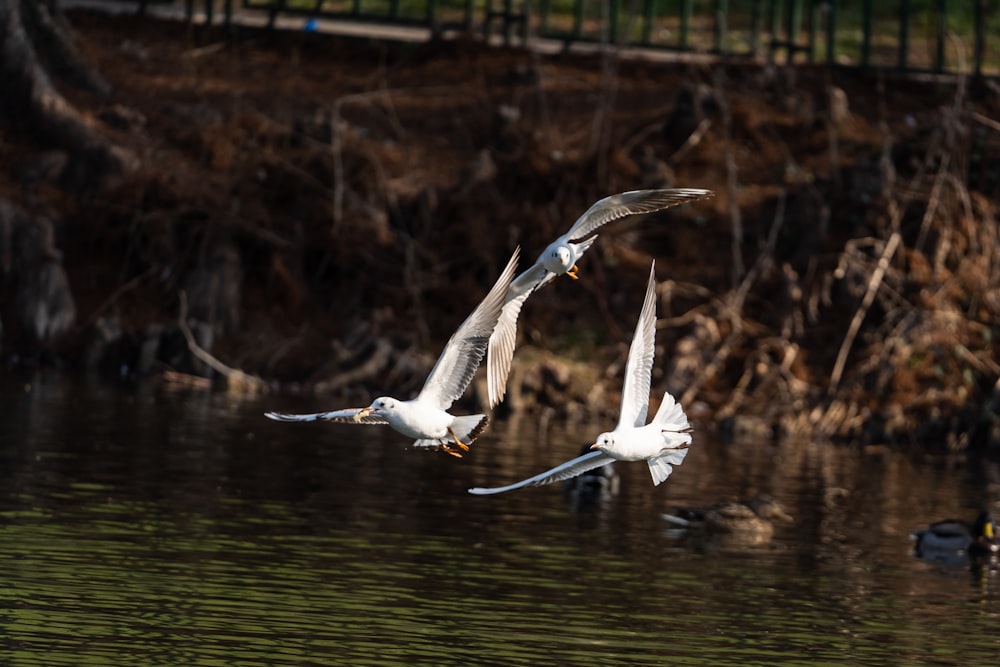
589, 442, 600, 450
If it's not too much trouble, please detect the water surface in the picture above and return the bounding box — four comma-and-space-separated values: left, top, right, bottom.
1, 374, 997, 665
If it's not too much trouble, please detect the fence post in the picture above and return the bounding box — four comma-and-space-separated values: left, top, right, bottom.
573, 0, 584, 43
935, 0, 946, 72
539, 0, 551, 33
861, 0, 872, 66
750, 0, 762, 58
768, 0, 780, 62
806, 0, 816, 62
898, 0, 909, 70
680, 0, 692, 50
788, 0, 803, 61
825, 0, 836, 65
642, 0, 654, 45
974, 0, 986, 76
610, 0, 620, 43
715, 0, 728, 54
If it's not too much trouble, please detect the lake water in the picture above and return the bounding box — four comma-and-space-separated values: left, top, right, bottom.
1, 372, 997, 666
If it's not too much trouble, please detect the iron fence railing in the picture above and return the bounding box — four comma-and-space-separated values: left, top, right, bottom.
133, 1, 996, 76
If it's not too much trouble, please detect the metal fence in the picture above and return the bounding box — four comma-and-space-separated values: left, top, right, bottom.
150, 1, 996, 76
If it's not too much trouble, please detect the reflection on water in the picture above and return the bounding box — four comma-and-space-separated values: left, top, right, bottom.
0, 373, 997, 665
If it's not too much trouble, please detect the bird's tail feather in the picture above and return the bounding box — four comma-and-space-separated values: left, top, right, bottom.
412, 415, 488, 453
652, 392, 691, 430
453, 414, 489, 443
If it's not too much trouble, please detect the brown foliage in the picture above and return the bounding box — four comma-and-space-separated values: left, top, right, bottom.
1, 12, 999, 450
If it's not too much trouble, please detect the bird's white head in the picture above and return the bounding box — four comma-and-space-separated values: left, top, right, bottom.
549, 246, 573, 271
369, 397, 396, 413
355, 397, 397, 422
591, 432, 615, 452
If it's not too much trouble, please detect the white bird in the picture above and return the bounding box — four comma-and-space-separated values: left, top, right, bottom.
470, 261, 693, 495
266, 248, 520, 457
487, 188, 713, 407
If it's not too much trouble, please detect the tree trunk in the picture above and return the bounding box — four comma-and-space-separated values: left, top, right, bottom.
0, 0, 133, 182
22, 0, 111, 96
0, 199, 77, 345
0, 0, 128, 349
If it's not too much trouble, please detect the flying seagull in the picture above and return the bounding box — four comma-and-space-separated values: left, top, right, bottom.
266, 248, 520, 457
487, 187, 713, 407
470, 261, 693, 494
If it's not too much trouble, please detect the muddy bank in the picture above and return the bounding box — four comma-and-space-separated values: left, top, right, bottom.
2, 10, 999, 452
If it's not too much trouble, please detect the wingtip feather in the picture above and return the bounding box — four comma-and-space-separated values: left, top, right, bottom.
265, 411, 298, 422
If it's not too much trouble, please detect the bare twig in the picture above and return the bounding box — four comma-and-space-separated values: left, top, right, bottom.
177, 290, 267, 394
587, 40, 621, 184
913, 151, 949, 256
312, 338, 393, 395
827, 230, 902, 395
971, 111, 1000, 133
83, 266, 156, 328
679, 189, 786, 407
178, 290, 236, 377
715, 69, 744, 285
329, 85, 435, 234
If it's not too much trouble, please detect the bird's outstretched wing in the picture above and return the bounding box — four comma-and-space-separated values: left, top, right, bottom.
418, 247, 520, 410
564, 188, 713, 242
506, 262, 552, 302
485, 260, 552, 408
616, 262, 657, 430
469, 450, 614, 495
486, 288, 533, 408
264, 408, 386, 425
647, 446, 690, 485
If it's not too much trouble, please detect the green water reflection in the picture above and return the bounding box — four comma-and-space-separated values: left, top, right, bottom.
0, 375, 997, 665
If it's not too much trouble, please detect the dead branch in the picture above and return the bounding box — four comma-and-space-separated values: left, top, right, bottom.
913, 150, 949, 256
312, 337, 393, 396
971, 111, 1000, 133
827, 230, 902, 395
679, 189, 787, 407
668, 118, 712, 163
177, 290, 267, 394
83, 266, 156, 328
715, 69, 744, 286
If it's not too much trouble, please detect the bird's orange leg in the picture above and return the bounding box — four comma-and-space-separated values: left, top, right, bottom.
440, 445, 464, 458
447, 427, 471, 452
567, 265, 580, 280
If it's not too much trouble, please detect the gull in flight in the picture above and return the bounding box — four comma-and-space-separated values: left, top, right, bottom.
266, 248, 520, 457
470, 261, 693, 494
487, 188, 713, 407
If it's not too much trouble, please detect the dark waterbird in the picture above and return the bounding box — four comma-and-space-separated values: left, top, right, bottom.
910, 511, 998, 567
